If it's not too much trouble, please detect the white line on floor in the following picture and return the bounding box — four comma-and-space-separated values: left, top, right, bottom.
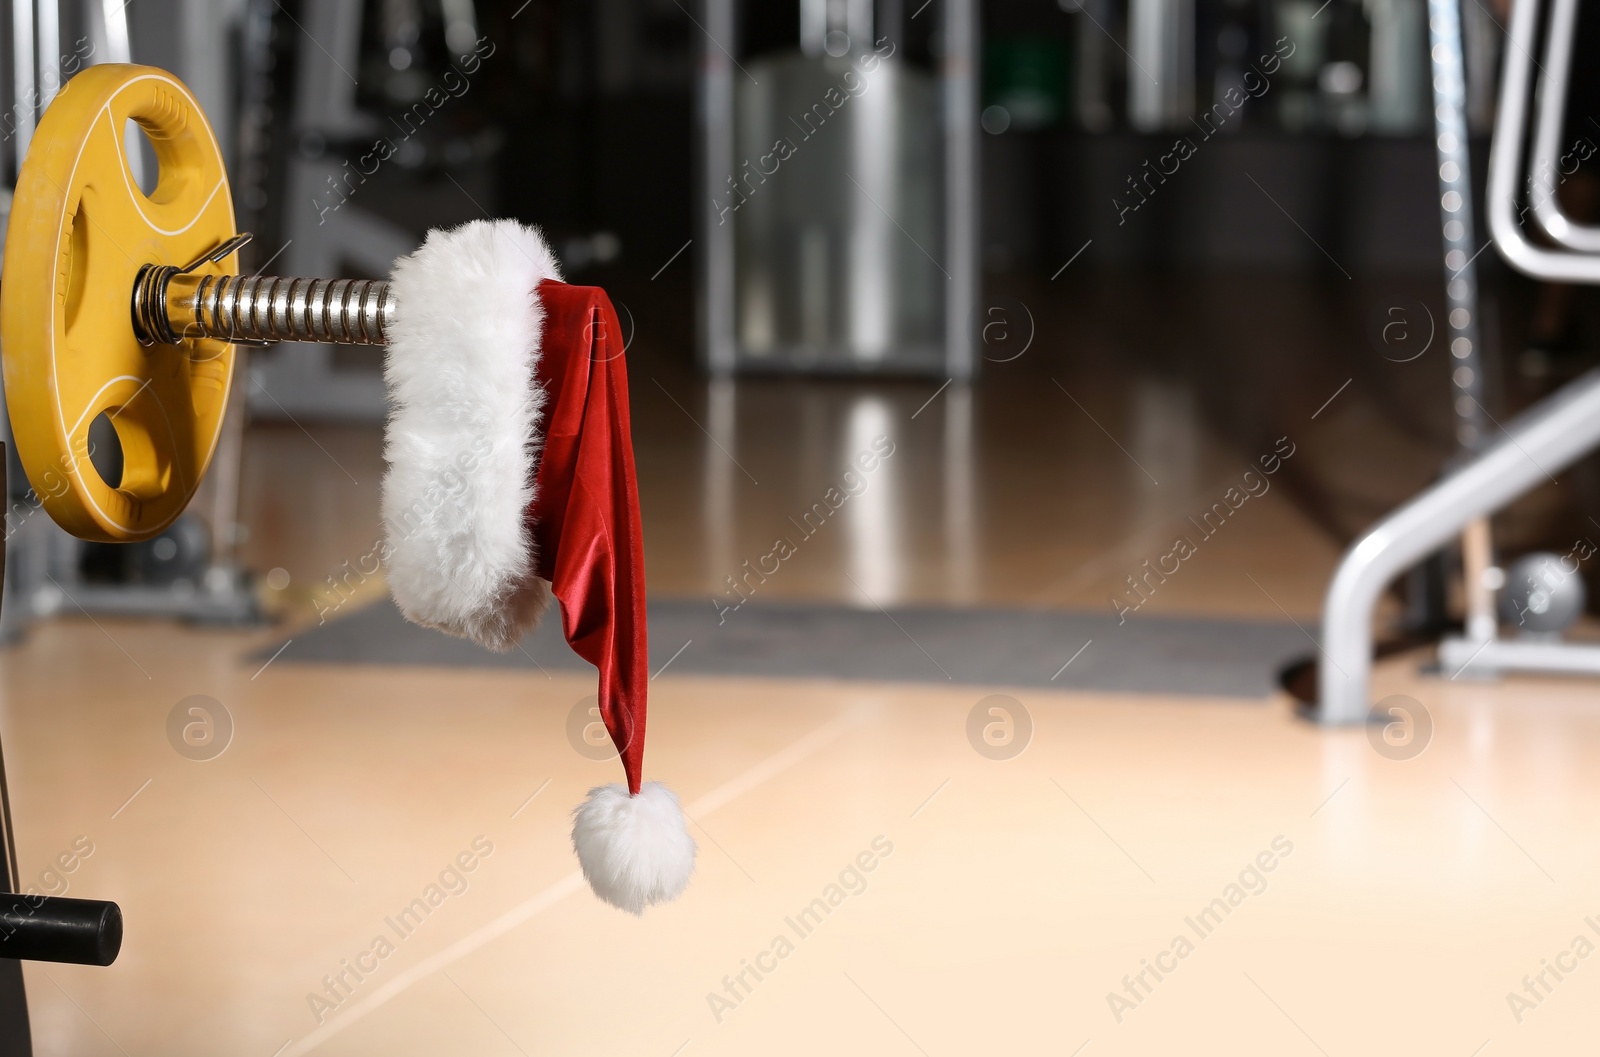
281, 707, 866, 1055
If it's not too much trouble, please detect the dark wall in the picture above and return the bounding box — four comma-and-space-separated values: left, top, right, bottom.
984, 131, 1449, 274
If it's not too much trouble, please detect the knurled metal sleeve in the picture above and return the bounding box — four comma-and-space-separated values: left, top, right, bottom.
148, 271, 395, 345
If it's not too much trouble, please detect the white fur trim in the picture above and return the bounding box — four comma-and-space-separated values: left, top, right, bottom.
381, 219, 563, 651
572, 782, 697, 914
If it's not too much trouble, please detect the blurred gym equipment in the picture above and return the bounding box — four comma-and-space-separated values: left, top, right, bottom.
2, 63, 395, 543
1, 0, 260, 635
0, 49, 500, 1046
3, 66, 244, 542
247, 0, 413, 422
250, 0, 505, 422
1316, 0, 1600, 723
698, 0, 978, 377
1127, 0, 1194, 132
0, 3, 525, 1042
1524, 0, 1600, 254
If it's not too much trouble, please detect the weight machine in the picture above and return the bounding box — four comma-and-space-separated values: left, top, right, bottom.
1317, 0, 1600, 722
0, 25, 476, 1056
1, 0, 261, 640
0, 38, 672, 1047
0, 0, 528, 1043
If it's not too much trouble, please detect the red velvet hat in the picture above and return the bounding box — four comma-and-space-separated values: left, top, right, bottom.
380, 220, 695, 914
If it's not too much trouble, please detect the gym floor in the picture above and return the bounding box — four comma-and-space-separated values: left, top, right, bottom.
7, 270, 1600, 1055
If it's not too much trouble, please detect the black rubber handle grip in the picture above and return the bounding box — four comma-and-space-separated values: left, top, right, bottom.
0, 895, 122, 966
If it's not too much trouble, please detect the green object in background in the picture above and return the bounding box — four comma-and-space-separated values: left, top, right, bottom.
984, 36, 1069, 131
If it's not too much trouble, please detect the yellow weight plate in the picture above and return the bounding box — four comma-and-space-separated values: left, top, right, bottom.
1, 64, 239, 542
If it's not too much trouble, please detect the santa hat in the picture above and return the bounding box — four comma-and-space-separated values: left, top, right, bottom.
379, 219, 696, 914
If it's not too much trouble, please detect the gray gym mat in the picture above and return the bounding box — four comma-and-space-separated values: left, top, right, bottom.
261, 597, 1311, 698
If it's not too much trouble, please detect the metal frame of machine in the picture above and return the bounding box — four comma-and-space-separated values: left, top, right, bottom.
1316, 0, 1600, 723
0, 0, 261, 639
0, 37, 435, 1057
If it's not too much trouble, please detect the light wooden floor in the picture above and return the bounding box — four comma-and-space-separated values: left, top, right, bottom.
10, 636, 1600, 1056
4, 350, 1596, 1054
238, 383, 1347, 624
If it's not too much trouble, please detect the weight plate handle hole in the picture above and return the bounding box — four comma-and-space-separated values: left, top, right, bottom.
86, 412, 124, 489
123, 119, 159, 198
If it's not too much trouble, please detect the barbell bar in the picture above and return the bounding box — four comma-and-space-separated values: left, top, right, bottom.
131, 233, 395, 347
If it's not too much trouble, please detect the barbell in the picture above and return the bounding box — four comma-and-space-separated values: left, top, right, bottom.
0, 64, 695, 927
1, 64, 395, 543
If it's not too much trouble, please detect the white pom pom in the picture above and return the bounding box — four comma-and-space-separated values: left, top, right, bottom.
571, 782, 697, 914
